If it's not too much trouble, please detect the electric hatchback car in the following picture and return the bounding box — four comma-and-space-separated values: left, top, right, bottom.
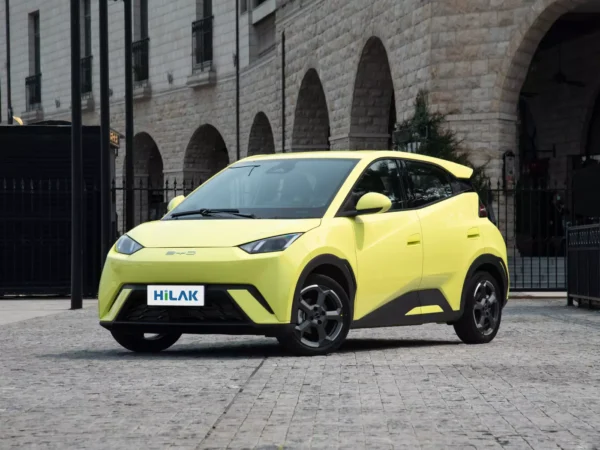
98, 151, 508, 355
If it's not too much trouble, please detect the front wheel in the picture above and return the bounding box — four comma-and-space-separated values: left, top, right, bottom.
277, 274, 351, 356
111, 330, 182, 353
454, 271, 502, 344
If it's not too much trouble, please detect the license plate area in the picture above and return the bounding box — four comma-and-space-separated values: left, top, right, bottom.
147, 285, 205, 306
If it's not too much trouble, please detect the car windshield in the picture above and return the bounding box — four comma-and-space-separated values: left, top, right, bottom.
167, 158, 359, 219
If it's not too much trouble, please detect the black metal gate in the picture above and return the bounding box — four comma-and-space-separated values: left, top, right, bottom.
0, 124, 112, 298
0, 179, 101, 297
566, 223, 600, 306
486, 182, 599, 291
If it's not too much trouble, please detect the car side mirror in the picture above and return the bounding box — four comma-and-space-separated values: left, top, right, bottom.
166, 195, 185, 212
355, 192, 392, 215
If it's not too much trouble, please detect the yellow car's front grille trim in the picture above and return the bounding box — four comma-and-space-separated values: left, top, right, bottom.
228, 290, 281, 324
103, 288, 133, 322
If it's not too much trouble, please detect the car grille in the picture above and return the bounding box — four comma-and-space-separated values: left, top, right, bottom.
116, 287, 249, 324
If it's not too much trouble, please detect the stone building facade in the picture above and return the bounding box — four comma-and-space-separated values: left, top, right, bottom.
1, 0, 600, 228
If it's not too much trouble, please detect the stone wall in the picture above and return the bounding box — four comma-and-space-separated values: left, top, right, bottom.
3, 0, 600, 242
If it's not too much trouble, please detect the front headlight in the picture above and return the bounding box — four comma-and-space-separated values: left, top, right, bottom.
239, 233, 302, 254
115, 234, 143, 255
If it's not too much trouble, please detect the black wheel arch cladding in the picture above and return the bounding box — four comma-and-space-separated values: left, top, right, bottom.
463, 254, 508, 310
291, 254, 356, 321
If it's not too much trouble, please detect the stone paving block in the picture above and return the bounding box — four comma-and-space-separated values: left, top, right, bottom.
2, 300, 600, 449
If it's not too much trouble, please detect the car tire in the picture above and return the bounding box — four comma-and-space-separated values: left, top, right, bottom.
454, 271, 502, 344
110, 331, 182, 353
277, 274, 351, 356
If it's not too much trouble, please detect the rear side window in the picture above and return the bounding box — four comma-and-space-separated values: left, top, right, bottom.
401, 160, 453, 208
451, 178, 474, 194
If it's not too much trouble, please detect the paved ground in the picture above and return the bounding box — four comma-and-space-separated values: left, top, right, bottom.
1, 299, 600, 450
0, 299, 97, 325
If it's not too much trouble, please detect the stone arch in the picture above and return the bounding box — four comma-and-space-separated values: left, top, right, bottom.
133, 132, 163, 184
496, 0, 589, 115
183, 124, 229, 185
132, 132, 164, 223
248, 112, 275, 156
291, 69, 330, 152
349, 36, 396, 150
491, 0, 600, 260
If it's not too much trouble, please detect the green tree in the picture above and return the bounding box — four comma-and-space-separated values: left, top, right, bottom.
393, 90, 490, 194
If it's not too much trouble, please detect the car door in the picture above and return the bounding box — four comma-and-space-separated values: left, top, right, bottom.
343, 158, 423, 322
400, 159, 484, 312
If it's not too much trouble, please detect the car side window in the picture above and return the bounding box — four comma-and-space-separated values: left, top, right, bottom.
402, 160, 453, 208
344, 159, 406, 212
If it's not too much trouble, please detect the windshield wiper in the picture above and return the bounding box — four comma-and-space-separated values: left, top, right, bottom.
170, 209, 256, 219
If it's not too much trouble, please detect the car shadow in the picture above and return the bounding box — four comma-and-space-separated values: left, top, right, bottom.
42, 337, 460, 361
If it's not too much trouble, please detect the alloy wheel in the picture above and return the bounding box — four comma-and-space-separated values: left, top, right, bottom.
295, 284, 344, 348
472, 280, 500, 336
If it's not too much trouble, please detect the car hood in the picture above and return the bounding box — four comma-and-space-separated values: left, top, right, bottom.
126, 218, 322, 248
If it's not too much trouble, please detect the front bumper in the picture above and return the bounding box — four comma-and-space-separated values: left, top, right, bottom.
99, 285, 293, 336
97, 245, 310, 333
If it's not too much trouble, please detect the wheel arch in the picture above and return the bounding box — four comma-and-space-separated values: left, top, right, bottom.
462, 254, 509, 311
290, 254, 357, 321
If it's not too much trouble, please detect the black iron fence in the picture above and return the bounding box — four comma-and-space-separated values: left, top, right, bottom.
0, 177, 201, 298
566, 223, 600, 307
111, 178, 202, 238
3, 175, 599, 297
25, 74, 42, 111
484, 182, 599, 291
0, 178, 101, 297
133, 37, 150, 87
192, 16, 213, 72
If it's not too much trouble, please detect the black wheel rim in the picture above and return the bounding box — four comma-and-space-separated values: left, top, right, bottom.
295, 284, 344, 348
472, 280, 500, 336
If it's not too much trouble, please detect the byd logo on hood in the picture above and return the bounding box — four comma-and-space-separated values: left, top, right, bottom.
147, 285, 205, 306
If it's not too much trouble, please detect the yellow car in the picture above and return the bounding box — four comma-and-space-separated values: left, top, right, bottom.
98, 151, 508, 355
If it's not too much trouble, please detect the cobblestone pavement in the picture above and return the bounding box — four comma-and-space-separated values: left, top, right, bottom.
1, 299, 600, 450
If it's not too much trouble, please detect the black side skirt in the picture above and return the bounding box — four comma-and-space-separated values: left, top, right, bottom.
351, 289, 461, 329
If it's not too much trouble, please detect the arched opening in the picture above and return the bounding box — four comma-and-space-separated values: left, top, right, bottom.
184, 124, 229, 187
248, 112, 275, 156
292, 69, 330, 152
350, 37, 396, 150
499, 0, 600, 266
132, 132, 164, 224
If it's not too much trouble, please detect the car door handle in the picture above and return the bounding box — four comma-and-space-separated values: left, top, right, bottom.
467, 227, 480, 239
407, 234, 421, 246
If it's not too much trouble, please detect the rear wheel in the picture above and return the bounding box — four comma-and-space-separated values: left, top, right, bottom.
454, 271, 502, 344
111, 331, 182, 353
277, 274, 351, 356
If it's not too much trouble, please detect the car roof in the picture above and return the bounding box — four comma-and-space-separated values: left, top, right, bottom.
239, 150, 474, 180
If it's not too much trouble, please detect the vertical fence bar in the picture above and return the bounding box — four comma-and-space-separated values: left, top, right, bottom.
513, 185, 517, 290
29, 180, 34, 290
124, 0, 134, 231
99, 0, 111, 266
70, 0, 83, 309
19, 179, 24, 289
1, 179, 5, 295
566, 223, 572, 306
